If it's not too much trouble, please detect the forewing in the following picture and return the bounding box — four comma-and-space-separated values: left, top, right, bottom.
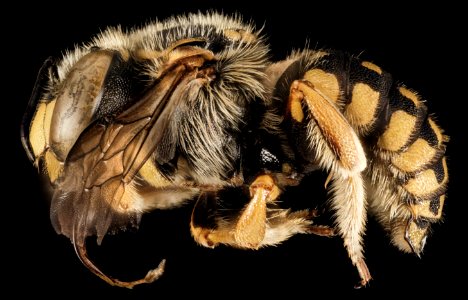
50, 65, 188, 246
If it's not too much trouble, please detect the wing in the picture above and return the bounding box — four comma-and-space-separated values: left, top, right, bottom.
34, 40, 217, 287
50, 64, 191, 246
47, 62, 197, 288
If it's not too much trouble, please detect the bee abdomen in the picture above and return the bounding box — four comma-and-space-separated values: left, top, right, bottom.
343, 59, 394, 137
300, 50, 448, 254
340, 56, 448, 254
346, 59, 449, 201
298, 51, 393, 137
391, 116, 446, 175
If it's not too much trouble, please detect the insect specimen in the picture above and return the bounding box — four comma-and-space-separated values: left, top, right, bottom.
21, 13, 448, 288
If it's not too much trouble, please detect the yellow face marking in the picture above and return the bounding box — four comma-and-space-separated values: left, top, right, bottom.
139, 159, 171, 188
428, 118, 444, 146
404, 168, 445, 196
411, 196, 444, 219
44, 150, 62, 183
399, 87, 421, 107
29, 102, 47, 157
43, 101, 55, 145
346, 83, 380, 128
29, 100, 56, 158
393, 138, 436, 172
361, 61, 382, 74
304, 69, 340, 103
378, 110, 417, 151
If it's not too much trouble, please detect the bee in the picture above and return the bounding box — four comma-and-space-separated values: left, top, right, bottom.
21, 12, 448, 288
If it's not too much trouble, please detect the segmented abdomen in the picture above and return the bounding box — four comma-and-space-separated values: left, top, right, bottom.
302, 50, 448, 254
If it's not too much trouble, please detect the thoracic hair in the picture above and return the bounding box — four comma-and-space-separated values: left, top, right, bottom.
50, 13, 270, 183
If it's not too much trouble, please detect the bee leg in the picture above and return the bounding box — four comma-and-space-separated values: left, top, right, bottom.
354, 258, 372, 289
329, 174, 370, 288
288, 79, 370, 286
190, 191, 228, 248
191, 189, 336, 248
73, 236, 165, 289
191, 175, 281, 249
297, 209, 336, 236
258, 209, 334, 246
305, 225, 336, 237
233, 174, 281, 248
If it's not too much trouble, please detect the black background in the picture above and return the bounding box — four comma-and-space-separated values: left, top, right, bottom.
5, 1, 466, 297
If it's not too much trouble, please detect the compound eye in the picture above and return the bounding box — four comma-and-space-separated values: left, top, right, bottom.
50, 50, 116, 160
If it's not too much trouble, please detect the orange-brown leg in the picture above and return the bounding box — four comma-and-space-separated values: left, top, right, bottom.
288, 79, 370, 287
191, 175, 337, 249
233, 174, 280, 248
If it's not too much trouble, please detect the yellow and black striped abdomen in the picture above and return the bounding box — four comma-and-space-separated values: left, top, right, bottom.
282, 50, 448, 255
341, 55, 447, 254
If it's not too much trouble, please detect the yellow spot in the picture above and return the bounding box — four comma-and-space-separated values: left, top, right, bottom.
393, 138, 436, 172
404, 169, 442, 196
361, 61, 382, 74
378, 110, 417, 151
399, 87, 421, 107
29, 100, 56, 158
304, 69, 340, 103
428, 118, 444, 146
44, 150, 62, 183
346, 83, 380, 128
139, 159, 171, 188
